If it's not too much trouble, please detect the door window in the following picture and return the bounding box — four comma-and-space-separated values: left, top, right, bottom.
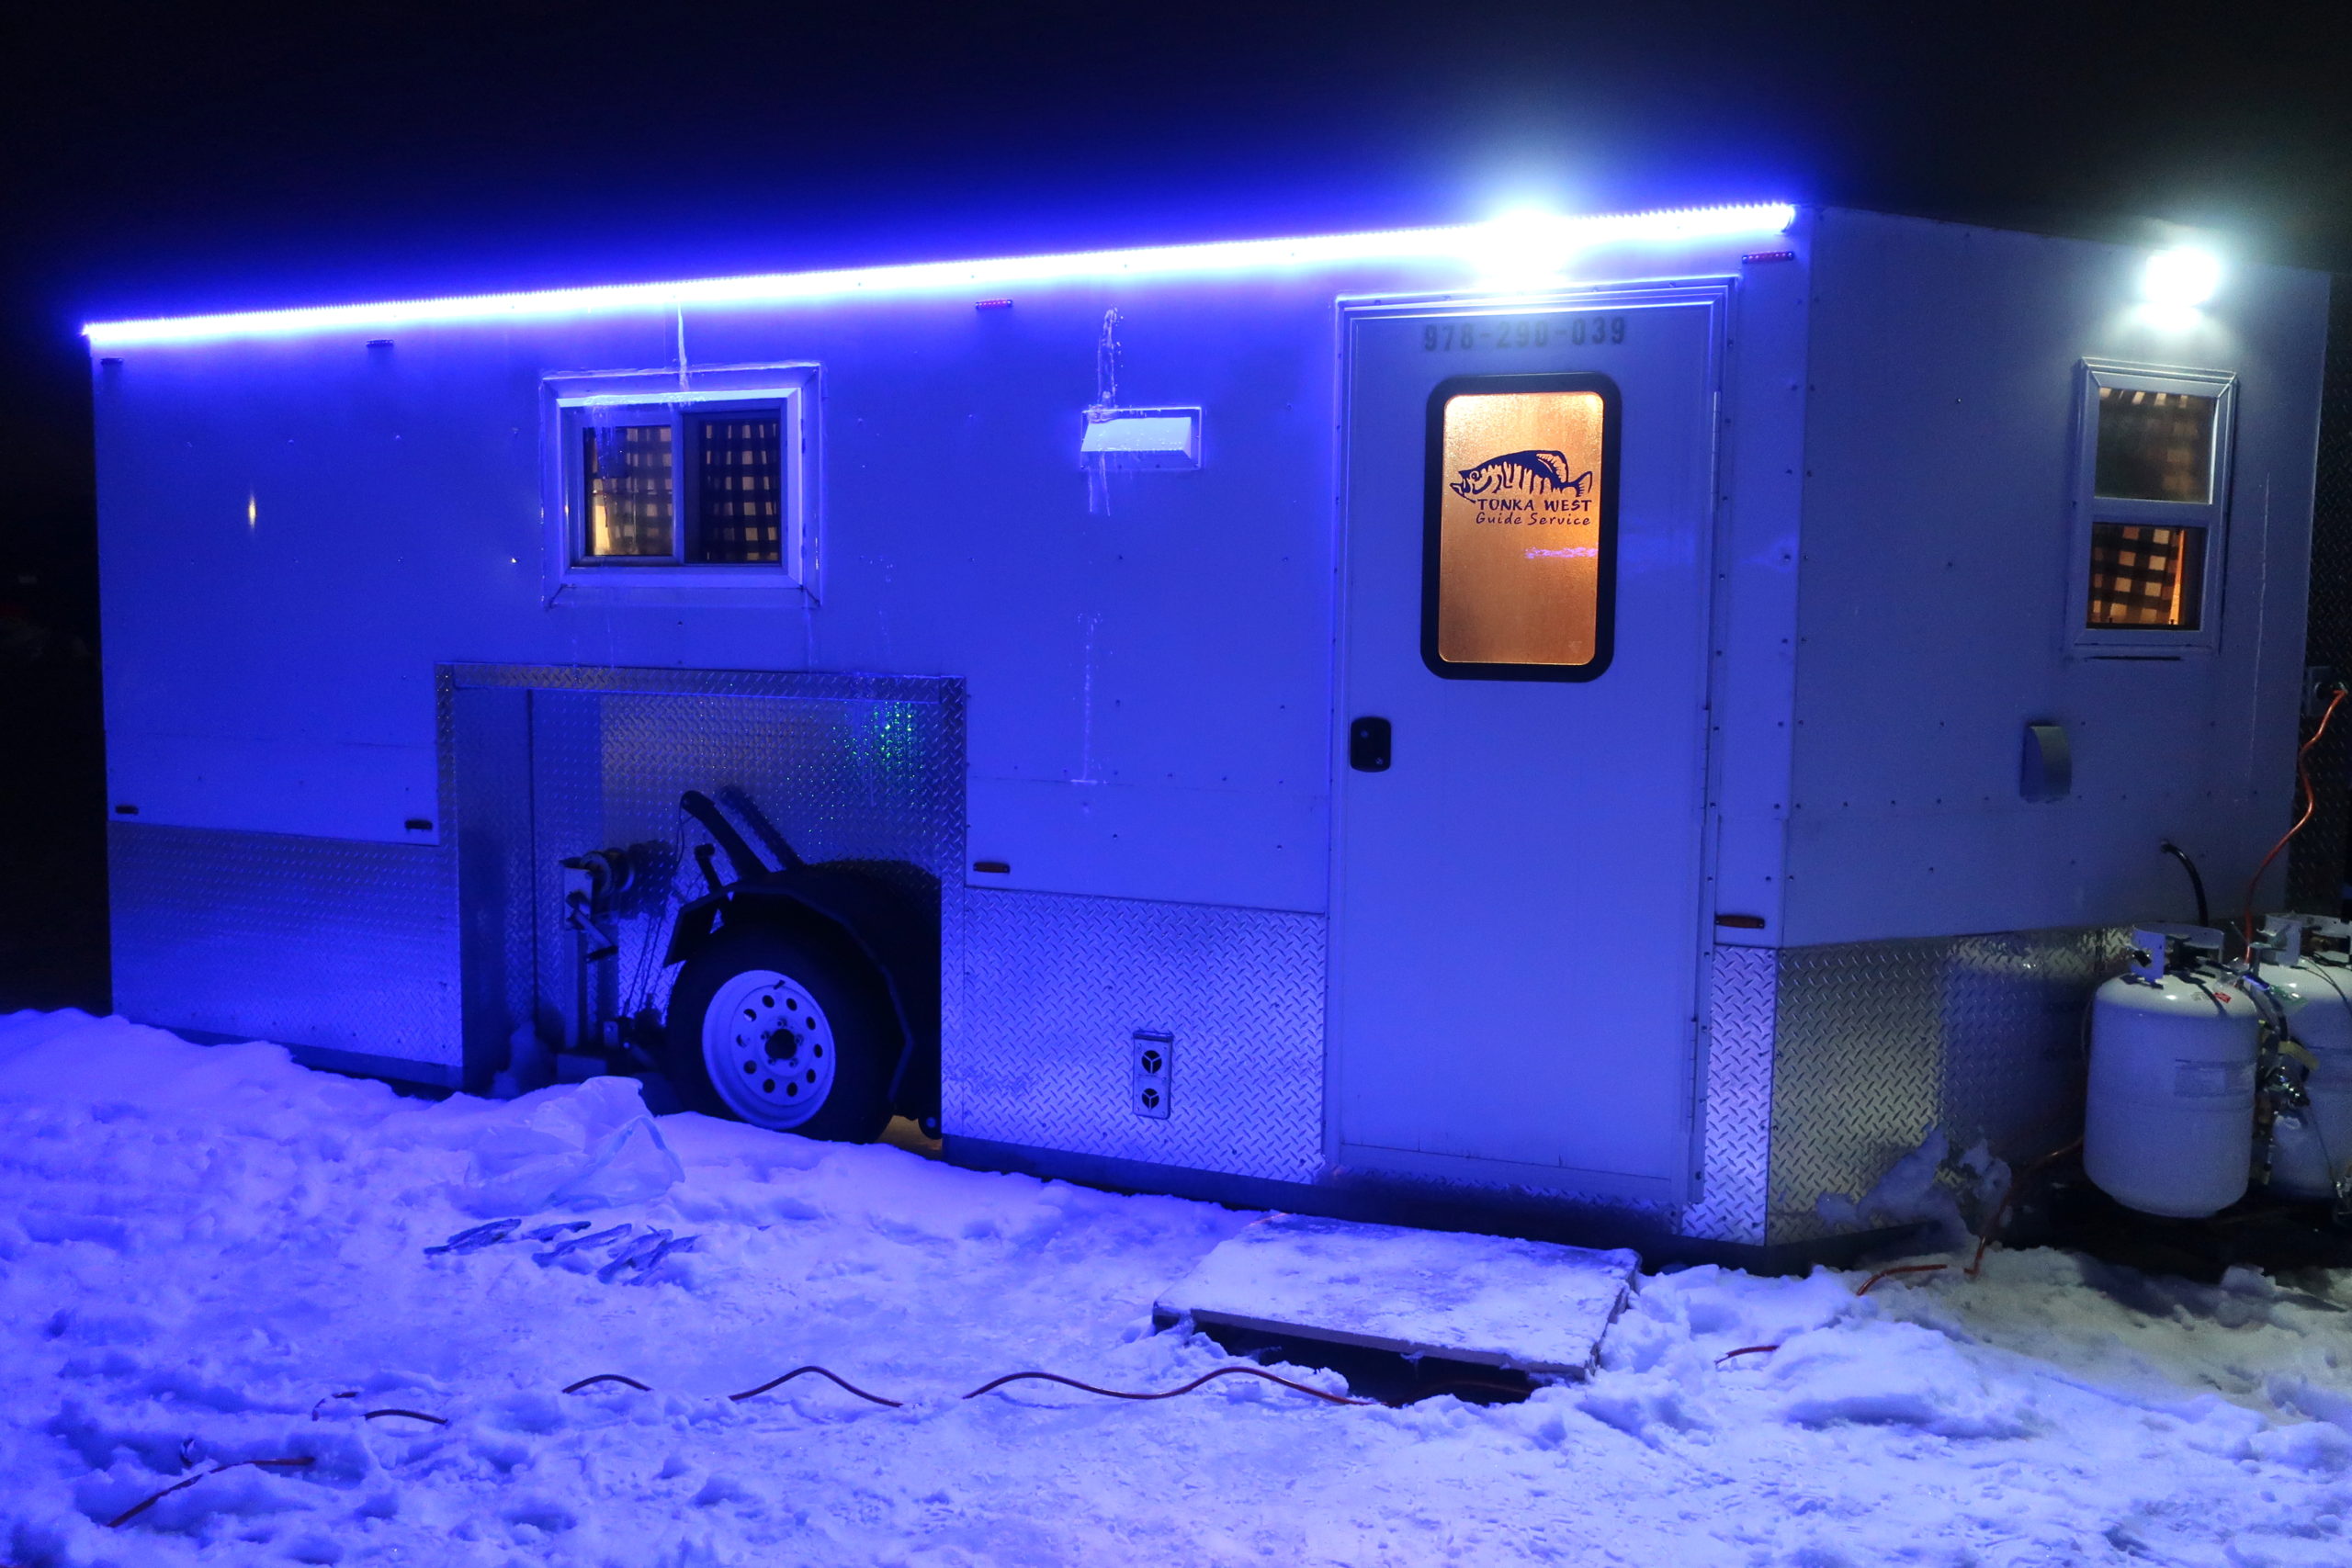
1422, 374, 1620, 681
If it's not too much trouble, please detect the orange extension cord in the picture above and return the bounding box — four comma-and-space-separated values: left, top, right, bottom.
2241, 683, 2348, 947
1714, 1134, 2088, 1369
109, 1362, 1380, 1527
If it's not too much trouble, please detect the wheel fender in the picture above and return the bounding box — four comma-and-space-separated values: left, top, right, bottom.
663, 865, 939, 1120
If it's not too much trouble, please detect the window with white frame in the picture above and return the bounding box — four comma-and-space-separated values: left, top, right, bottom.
548, 372, 811, 587
2070, 361, 2234, 652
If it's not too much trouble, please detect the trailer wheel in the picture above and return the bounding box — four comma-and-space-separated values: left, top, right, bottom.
664, 922, 895, 1141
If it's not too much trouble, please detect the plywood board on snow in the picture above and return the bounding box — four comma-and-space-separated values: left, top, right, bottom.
1155, 1213, 1639, 1377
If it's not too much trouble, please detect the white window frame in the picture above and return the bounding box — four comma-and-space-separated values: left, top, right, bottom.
539, 363, 818, 604
2066, 358, 2235, 658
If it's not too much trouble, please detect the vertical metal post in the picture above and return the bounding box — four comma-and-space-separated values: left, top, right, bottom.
2290, 280, 2352, 913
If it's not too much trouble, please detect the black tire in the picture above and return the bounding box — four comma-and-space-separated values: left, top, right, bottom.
663, 919, 897, 1142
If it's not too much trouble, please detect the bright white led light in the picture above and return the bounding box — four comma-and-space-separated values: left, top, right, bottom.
1474, 208, 1582, 285
2143, 247, 2221, 310
84, 203, 1798, 348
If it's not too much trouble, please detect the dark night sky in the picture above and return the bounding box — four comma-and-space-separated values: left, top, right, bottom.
8, 1, 2352, 515
2, 0, 2349, 1002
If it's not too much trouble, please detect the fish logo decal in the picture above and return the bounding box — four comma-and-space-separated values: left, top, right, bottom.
1449, 449, 1593, 500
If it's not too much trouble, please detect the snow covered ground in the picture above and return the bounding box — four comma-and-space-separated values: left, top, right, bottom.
4, 1010, 2350, 1567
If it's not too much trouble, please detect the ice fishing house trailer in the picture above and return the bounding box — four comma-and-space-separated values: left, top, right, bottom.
87, 204, 2335, 1256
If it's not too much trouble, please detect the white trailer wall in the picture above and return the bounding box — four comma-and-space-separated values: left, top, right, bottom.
1772, 210, 2327, 945
90, 209, 2331, 1250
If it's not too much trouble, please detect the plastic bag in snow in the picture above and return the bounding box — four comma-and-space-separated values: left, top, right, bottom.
459, 1076, 684, 1216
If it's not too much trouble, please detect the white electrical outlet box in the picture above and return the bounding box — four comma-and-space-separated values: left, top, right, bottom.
1132, 1030, 1173, 1117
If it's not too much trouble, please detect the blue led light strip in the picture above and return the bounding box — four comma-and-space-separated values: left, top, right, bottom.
85, 204, 1795, 348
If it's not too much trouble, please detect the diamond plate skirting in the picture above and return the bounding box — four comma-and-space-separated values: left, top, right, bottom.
442, 665, 964, 1080
449, 683, 535, 1081
1690, 928, 2127, 1246
953, 888, 1326, 1183
1682, 945, 1778, 1244
108, 821, 460, 1076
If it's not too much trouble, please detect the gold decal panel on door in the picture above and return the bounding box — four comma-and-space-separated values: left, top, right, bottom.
1433, 389, 1610, 669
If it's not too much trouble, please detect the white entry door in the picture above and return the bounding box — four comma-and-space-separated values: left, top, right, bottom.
1330, 288, 1723, 1204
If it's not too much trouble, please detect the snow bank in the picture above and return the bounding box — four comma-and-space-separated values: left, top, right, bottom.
3, 1009, 2349, 1565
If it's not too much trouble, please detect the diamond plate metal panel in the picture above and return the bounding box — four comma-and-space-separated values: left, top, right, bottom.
108, 821, 459, 1073
447, 665, 956, 705
1938, 931, 2119, 1163
447, 683, 536, 1081
954, 888, 1325, 1182
1681, 945, 1777, 1245
1760, 927, 2126, 1244
442, 665, 963, 1081
528, 689, 606, 1046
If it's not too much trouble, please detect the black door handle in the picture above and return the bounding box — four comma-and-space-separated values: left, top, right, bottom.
1349, 716, 1392, 773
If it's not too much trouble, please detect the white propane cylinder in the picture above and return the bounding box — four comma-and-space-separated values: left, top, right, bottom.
2086, 926, 2262, 1218
2257, 916, 2352, 1201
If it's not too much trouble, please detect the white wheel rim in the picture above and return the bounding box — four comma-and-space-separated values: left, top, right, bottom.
703, 967, 839, 1130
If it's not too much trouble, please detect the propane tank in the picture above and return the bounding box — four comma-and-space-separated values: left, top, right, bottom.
2086, 924, 2262, 1218
2255, 915, 2352, 1202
